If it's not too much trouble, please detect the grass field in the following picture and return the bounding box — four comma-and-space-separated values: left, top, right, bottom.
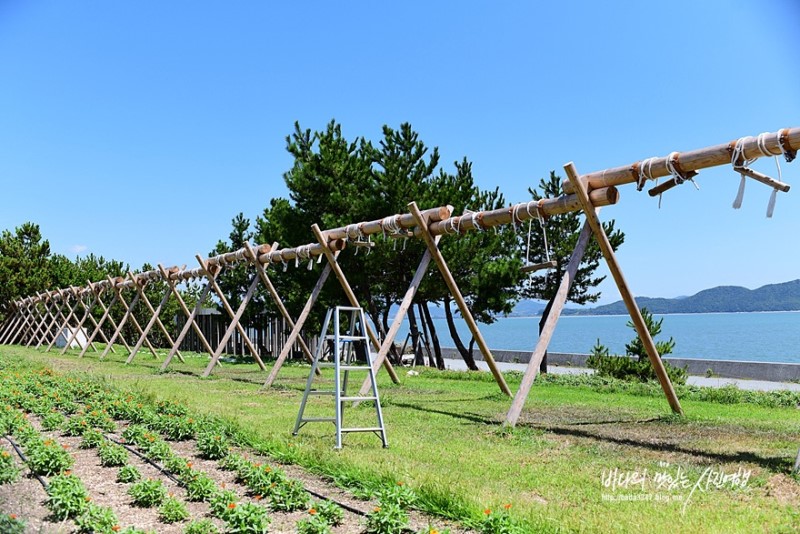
3, 344, 800, 533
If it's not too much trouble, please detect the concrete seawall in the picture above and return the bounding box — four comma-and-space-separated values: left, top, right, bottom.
439, 348, 800, 383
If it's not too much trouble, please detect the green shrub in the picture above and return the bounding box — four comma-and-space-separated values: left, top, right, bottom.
183, 518, 220, 534
164, 454, 193, 479
62, 415, 91, 437
129, 478, 167, 507
296, 514, 332, 534
98, 441, 128, 467
75, 503, 119, 533
376, 482, 416, 509
0, 450, 20, 484
27, 439, 74, 476
159, 496, 189, 523
41, 411, 65, 431
79, 428, 105, 449
160, 415, 196, 441
117, 464, 142, 484
220, 453, 249, 472
209, 489, 238, 520
185, 472, 217, 502
314, 499, 344, 526
480, 506, 523, 534
46, 473, 89, 520
269, 478, 310, 512
121, 424, 148, 446
365, 501, 409, 534
196, 432, 229, 460
0, 513, 25, 534
224, 502, 271, 534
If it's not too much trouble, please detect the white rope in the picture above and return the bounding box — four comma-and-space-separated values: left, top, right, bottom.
381, 215, 402, 237
536, 205, 551, 263
637, 157, 659, 191
665, 152, 699, 190
464, 209, 482, 232
731, 135, 784, 216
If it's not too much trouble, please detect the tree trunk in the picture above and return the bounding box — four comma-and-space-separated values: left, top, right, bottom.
417, 302, 435, 367
538, 294, 556, 374
421, 301, 445, 369
407, 305, 424, 366
444, 295, 479, 371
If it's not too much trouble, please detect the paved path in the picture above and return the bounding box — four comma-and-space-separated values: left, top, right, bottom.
439, 359, 800, 392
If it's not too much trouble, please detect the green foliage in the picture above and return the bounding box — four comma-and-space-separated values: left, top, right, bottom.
159, 414, 196, 441
117, 464, 142, 484
196, 431, 229, 460
480, 506, 523, 534
0, 223, 51, 316
41, 411, 65, 431
312, 499, 344, 526
365, 502, 409, 534
63, 415, 91, 436
159, 496, 190, 523
586, 308, 688, 385
0, 449, 20, 484
268, 478, 310, 512
128, 478, 167, 507
79, 428, 105, 449
97, 441, 128, 467
0, 513, 25, 534
184, 471, 217, 502
220, 452, 249, 472
296, 514, 331, 534
209, 489, 238, 520
46, 473, 89, 520
75, 503, 119, 534
27, 438, 74, 476
183, 518, 220, 534
224, 502, 271, 534
164, 454, 193, 479
121, 424, 148, 445
376, 482, 416, 509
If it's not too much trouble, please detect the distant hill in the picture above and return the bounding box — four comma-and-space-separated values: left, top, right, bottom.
558, 279, 800, 315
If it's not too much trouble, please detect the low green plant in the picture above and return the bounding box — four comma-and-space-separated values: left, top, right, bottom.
296, 513, 332, 534
209, 489, 238, 520
143, 439, 173, 462
98, 441, 128, 467
220, 452, 248, 472
41, 411, 65, 431
0, 450, 20, 484
0, 513, 25, 534
480, 505, 523, 534
164, 454, 193, 479
269, 478, 310, 512
46, 473, 89, 520
129, 478, 167, 507
224, 501, 271, 534
417, 527, 451, 534
314, 499, 344, 526
185, 472, 216, 502
79, 428, 105, 449
121, 424, 148, 446
196, 431, 229, 460
62, 415, 91, 437
27, 438, 74, 476
75, 503, 119, 534
160, 415, 196, 441
159, 495, 190, 523
365, 502, 409, 534
183, 518, 220, 534
243, 463, 286, 496
376, 481, 417, 509
117, 464, 142, 483
84, 409, 116, 432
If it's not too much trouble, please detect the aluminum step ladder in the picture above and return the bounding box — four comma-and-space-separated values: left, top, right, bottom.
293, 306, 388, 449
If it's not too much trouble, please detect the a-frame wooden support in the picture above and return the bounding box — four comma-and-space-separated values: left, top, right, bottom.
505, 218, 594, 426
161, 271, 216, 371
46, 290, 81, 352
565, 162, 683, 415
99, 277, 146, 359
311, 224, 401, 385
126, 272, 185, 365
194, 254, 267, 372
79, 282, 124, 358
23, 295, 48, 347
409, 201, 513, 397
59, 288, 99, 354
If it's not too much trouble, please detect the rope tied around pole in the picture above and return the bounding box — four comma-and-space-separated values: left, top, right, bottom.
730, 134, 788, 217
636, 157, 659, 192
666, 152, 699, 190
295, 244, 314, 270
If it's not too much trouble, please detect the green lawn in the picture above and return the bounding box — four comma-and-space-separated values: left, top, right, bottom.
4, 344, 800, 533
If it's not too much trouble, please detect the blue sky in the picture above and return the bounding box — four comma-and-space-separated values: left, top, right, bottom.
1, 1, 798, 305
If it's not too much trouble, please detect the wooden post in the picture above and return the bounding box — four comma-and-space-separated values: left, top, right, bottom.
201, 273, 260, 376
24, 296, 48, 347
45, 291, 80, 352
505, 218, 594, 426
195, 255, 266, 371
243, 242, 318, 367
161, 272, 215, 371
119, 273, 161, 360
311, 224, 400, 384
261, 262, 332, 389
79, 283, 123, 357
5, 300, 33, 345
357, 240, 437, 397
82, 286, 116, 352
565, 162, 683, 415
408, 201, 512, 397
34, 295, 64, 348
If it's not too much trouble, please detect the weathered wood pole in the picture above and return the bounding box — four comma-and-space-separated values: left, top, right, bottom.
565, 162, 683, 415
161, 271, 216, 371
408, 201, 513, 397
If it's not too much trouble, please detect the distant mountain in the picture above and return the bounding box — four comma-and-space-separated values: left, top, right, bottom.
559, 280, 800, 315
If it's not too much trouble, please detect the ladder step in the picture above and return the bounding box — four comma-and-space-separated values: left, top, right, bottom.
341, 427, 384, 433
301, 417, 336, 423
340, 396, 377, 402
317, 363, 370, 371
325, 334, 369, 341
308, 391, 335, 396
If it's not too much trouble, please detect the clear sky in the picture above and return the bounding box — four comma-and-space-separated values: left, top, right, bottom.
1, 1, 798, 305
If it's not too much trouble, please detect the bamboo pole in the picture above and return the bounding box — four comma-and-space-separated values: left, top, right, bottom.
311, 224, 401, 384
505, 218, 594, 427
563, 127, 800, 194
408, 201, 513, 397
565, 162, 683, 415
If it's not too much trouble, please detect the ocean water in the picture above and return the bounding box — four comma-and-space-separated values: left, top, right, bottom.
401, 311, 800, 364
